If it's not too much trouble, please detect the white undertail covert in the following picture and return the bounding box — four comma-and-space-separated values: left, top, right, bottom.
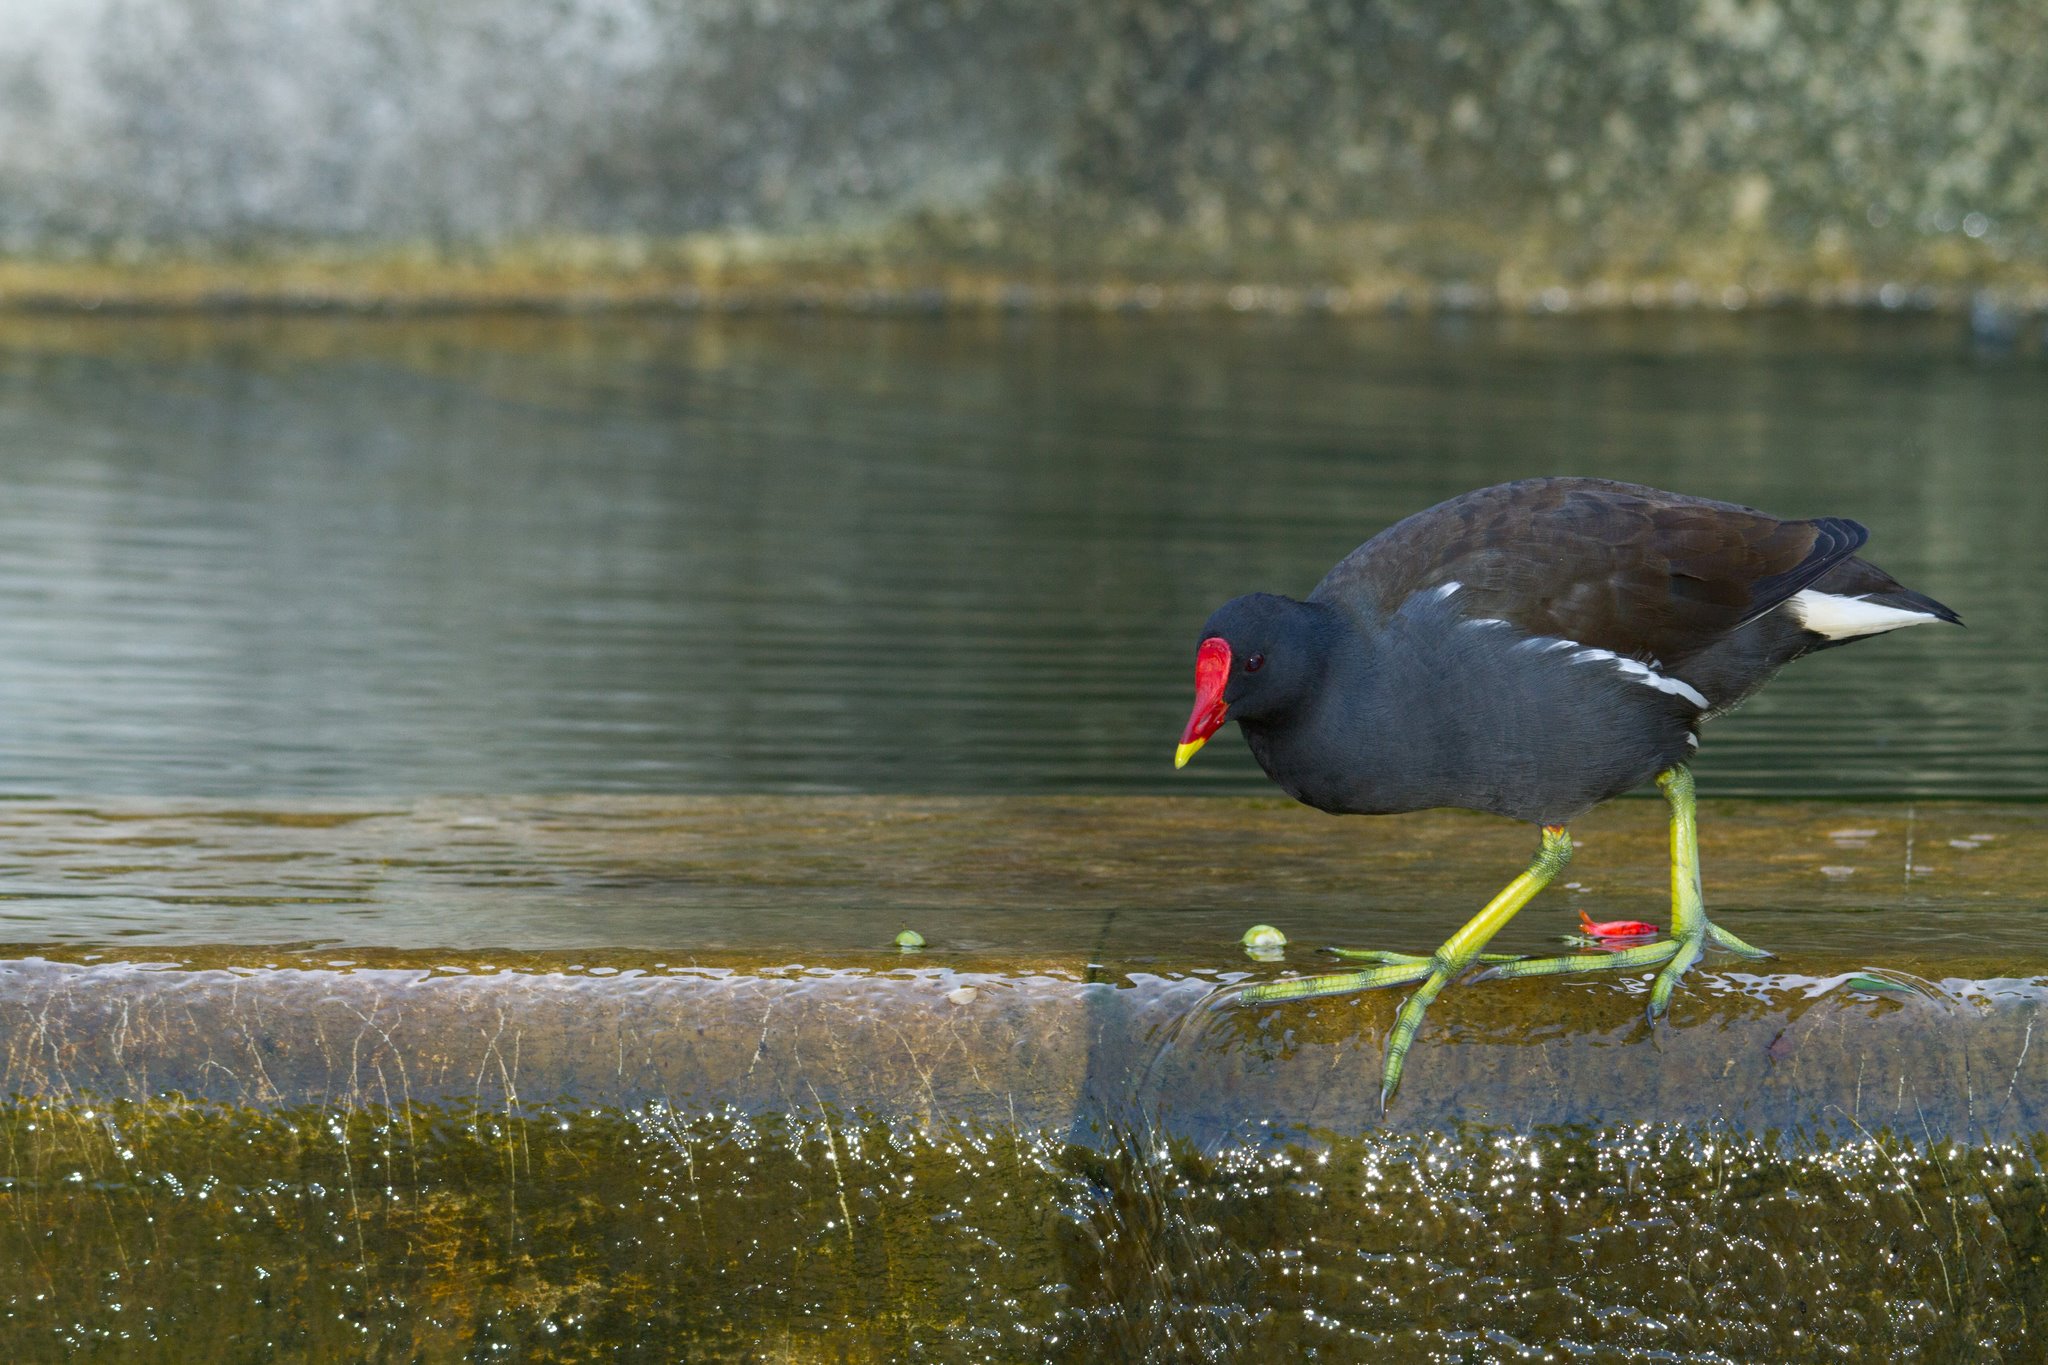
1788, 590, 1944, 641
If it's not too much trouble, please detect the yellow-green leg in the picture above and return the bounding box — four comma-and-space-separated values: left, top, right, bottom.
1241, 824, 1574, 1108
1478, 765, 1770, 1017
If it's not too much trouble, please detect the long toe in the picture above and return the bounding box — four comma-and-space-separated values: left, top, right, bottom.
1245, 825, 1576, 1106
1379, 969, 1453, 1108
1239, 957, 1436, 1003
1474, 939, 1680, 981
1707, 922, 1773, 959
1647, 933, 1706, 1020
1322, 947, 1523, 965
1646, 917, 1770, 1018
1473, 920, 1766, 1020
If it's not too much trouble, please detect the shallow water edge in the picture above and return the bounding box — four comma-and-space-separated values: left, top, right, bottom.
0, 794, 2041, 954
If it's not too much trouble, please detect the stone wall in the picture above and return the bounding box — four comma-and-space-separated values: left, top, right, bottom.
0, 0, 2042, 306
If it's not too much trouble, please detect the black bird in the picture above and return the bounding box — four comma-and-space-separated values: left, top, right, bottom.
1174, 477, 1960, 1104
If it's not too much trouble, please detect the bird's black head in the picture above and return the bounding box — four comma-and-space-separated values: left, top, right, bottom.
1175, 592, 1330, 767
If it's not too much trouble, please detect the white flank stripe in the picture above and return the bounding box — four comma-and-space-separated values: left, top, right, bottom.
1789, 589, 1941, 641
1433, 581, 1463, 600
1495, 623, 1711, 708
1568, 647, 1711, 710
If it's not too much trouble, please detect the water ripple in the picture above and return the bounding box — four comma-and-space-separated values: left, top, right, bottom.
0, 312, 2032, 797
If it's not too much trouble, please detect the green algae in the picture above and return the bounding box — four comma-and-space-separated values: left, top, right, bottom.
0, 1097, 2042, 1360
0, 246, 2041, 317
0, 1099, 1069, 1361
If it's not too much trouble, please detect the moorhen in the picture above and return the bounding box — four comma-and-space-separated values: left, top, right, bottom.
1174, 477, 1959, 1105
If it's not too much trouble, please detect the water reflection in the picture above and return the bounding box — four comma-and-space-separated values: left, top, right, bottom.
0, 312, 2035, 797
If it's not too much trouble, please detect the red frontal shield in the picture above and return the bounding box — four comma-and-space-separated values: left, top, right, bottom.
1175, 638, 1231, 767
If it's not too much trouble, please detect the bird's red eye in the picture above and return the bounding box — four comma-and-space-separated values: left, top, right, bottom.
1245, 653, 1265, 672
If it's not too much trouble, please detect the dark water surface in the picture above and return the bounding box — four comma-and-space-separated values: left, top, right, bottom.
1, 314, 2043, 1360
0, 311, 2035, 799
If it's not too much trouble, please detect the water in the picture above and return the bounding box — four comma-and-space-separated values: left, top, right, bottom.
0, 310, 2036, 800
0, 794, 2040, 953
13, 1097, 2039, 1359
0, 311, 2043, 1359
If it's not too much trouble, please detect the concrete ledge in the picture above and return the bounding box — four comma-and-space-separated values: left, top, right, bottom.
2, 954, 2041, 1144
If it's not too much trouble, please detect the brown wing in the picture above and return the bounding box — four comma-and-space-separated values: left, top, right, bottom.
1308, 478, 1868, 666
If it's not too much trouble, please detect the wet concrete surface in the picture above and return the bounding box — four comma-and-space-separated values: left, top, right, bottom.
0, 796, 2044, 1358
0, 951, 2041, 1144
3, 956, 2044, 1360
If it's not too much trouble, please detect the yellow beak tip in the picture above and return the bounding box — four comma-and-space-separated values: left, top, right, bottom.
1174, 739, 1206, 769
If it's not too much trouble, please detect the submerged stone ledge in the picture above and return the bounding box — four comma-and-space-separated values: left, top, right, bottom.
0, 794, 2043, 954
0, 793, 2040, 1141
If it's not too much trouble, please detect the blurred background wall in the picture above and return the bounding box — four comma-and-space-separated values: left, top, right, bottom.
0, 0, 2041, 306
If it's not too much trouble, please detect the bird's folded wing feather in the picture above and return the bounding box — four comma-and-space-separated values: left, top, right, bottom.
1308, 478, 1867, 666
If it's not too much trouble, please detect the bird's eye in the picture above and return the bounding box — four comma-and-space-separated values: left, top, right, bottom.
1245, 653, 1266, 673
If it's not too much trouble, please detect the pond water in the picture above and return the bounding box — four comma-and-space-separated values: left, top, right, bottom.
0, 312, 2043, 1360
0, 310, 2036, 800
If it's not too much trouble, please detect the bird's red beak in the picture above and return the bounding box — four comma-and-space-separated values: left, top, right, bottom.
1175, 637, 1232, 768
